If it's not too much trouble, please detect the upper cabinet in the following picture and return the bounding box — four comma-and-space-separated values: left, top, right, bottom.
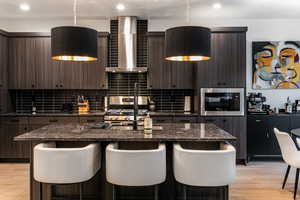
196, 30, 247, 88
8, 33, 108, 89
147, 33, 195, 89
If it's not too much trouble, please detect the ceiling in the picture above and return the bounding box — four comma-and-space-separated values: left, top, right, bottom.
1, 0, 300, 20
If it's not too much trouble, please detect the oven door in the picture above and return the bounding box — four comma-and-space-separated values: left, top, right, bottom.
200, 88, 244, 116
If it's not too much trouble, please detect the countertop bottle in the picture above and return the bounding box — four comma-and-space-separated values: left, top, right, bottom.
144, 113, 153, 134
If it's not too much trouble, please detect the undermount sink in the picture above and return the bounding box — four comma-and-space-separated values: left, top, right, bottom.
108, 125, 163, 131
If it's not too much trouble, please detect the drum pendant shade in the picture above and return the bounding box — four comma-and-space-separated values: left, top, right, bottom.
51, 26, 98, 61
165, 26, 211, 62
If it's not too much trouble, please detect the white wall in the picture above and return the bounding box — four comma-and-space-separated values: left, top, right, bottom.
2, 18, 300, 108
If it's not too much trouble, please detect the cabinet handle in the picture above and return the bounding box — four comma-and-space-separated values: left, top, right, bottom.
206, 119, 215, 122
172, 85, 176, 88
0, 84, 2, 87
223, 119, 227, 122
10, 119, 19, 122
217, 82, 221, 86
266, 132, 270, 138
56, 84, 59, 88
149, 85, 152, 88
60, 85, 63, 88
179, 120, 190, 123
49, 119, 58, 123
102, 84, 105, 87
222, 82, 226, 85
87, 119, 96, 123
31, 84, 35, 88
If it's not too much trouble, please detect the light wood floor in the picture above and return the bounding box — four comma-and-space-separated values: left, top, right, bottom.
0, 161, 297, 200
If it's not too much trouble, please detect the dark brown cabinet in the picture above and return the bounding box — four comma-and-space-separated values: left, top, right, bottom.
196, 31, 246, 88
202, 116, 246, 160
147, 33, 195, 89
8, 34, 108, 89
0, 117, 30, 159
0, 33, 8, 114
247, 115, 285, 160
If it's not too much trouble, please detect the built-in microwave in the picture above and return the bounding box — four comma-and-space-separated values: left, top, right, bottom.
200, 88, 245, 116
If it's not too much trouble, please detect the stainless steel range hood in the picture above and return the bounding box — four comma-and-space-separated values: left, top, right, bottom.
106, 16, 147, 73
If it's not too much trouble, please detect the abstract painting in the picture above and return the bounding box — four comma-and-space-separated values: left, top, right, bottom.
252, 41, 300, 89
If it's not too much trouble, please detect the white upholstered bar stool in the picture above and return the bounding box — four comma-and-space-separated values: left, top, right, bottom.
106, 143, 166, 200
34, 142, 101, 200
173, 143, 236, 200
274, 128, 300, 200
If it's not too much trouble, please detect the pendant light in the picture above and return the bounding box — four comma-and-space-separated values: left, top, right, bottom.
51, 0, 98, 61
165, 0, 211, 62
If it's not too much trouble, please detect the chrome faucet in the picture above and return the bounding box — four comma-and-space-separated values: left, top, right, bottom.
133, 82, 138, 130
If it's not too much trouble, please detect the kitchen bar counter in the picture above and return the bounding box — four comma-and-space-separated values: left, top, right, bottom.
15, 123, 235, 142
15, 122, 235, 200
1, 112, 199, 117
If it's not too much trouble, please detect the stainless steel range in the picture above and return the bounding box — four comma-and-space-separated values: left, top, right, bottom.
104, 96, 148, 125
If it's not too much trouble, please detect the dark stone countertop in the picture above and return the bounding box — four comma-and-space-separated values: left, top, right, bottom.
0, 112, 106, 117
1, 112, 199, 117
14, 123, 236, 142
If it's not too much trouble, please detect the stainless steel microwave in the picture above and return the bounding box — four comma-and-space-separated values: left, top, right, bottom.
200, 88, 245, 116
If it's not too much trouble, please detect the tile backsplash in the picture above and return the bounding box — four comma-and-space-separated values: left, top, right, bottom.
12, 73, 194, 113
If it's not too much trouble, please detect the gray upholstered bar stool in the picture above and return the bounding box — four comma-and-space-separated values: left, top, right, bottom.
173, 143, 236, 200
106, 143, 166, 200
34, 142, 101, 200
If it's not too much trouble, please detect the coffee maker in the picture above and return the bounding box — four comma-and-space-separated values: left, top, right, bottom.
247, 93, 268, 114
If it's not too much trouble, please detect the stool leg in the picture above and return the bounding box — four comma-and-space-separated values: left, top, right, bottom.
112, 184, 116, 200
154, 185, 159, 200
79, 183, 83, 200
39, 183, 43, 200
182, 184, 187, 200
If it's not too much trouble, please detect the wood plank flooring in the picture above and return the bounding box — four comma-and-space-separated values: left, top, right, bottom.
0, 161, 296, 200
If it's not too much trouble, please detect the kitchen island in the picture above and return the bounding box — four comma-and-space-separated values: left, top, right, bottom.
15, 123, 236, 200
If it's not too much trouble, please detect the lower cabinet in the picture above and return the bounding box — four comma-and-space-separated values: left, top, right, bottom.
201, 116, 247, 161
247, 115, 287, 160
0, 115, 105, 160
0, 117, 30, 159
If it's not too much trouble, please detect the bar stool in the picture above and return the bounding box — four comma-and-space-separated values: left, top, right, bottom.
34, 142, 101, 200
274, 128, 300, 200
173, 143, 236, 200
106, 143, 166, 200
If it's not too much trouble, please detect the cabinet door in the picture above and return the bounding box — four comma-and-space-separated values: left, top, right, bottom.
171, 62, 195, 89
247, 116, 273, 156
0, 117, 30, 159
9, 38, 37, 89
268, 116, 289, 156
231, 117, 247, 160
148, 35, 172, 89
290, 116, 300, 130
0, 35, 8, 114
196, 32, 246, 88
81, 36, 108, 89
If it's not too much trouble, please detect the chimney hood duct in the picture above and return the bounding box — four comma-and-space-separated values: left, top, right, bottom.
106, 16, 147, 73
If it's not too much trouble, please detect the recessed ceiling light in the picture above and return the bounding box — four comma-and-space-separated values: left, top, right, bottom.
116, 3, 125, 11
212, 3, 222, 9
19, 3, 30, 11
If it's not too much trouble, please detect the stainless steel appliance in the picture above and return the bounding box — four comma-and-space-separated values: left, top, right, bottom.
247, 93, 268, 115
104, 96, 148, 126
105, 16, 147, 73
200, 88, 245, 116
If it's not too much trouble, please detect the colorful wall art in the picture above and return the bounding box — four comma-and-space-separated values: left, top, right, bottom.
252, 41, 300, 89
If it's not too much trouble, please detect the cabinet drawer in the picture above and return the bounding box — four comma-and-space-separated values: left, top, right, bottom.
28, 117, 78, 125
2, 117, 28, 125
173, 117, 198, 123
79, 116, 104, 123
152, 117, 173, 123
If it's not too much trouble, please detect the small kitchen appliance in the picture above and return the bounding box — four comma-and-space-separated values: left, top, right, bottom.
201, 88, 245, 116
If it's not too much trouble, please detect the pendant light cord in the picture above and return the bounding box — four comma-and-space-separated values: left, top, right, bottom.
73, 0, 77, 25
186, 0, 190, 24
